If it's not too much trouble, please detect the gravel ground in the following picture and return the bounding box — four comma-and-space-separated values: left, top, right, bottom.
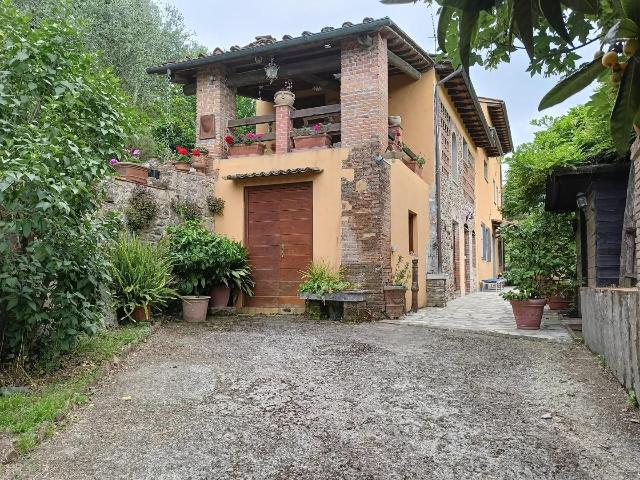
6, 316, 640, 480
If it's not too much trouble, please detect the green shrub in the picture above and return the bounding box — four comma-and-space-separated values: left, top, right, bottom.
214, 237, 254, 297
0, 3, 134, 363
206, 195, 225, 215
391, 255, 410, 287
109, 234, 177, 320
125, 187, 158, 232
172, 198, 202, 221
299, 262, 350, 296
501, 208, 576, 300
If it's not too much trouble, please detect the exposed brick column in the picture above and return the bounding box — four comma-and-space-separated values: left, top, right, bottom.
340, 33, 389, 150
275, 104, 293, 154
195, 66, 236, 158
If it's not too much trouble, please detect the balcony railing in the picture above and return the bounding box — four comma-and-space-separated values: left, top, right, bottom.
227, 104, 341, 141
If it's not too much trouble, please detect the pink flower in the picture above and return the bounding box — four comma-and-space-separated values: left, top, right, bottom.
132, 149, 141, 157
256, 133, 265, 140
246, 132, 255, 140
313, 124, 322, 133
109, 158, 118, 165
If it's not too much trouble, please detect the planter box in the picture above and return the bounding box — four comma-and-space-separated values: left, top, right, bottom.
173, 162, 191, 172
228, 143, 266, 157
299, 290, 369, 321
402, 159, 423, 176
114, 162, 148, 184
548, 296, 573, 311
293, 134, 332, 150
192, 160, 206, 173
383, 285, 406, 319
299, 290, 368, 302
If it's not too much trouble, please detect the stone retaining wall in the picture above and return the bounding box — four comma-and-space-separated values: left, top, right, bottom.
103, 164, 217, 241
580, 287, 640, 394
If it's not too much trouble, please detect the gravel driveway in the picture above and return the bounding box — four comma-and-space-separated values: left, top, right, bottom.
7, 317, 640, 479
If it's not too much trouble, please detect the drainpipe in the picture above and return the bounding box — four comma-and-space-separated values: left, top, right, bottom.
433, 84, 443, 273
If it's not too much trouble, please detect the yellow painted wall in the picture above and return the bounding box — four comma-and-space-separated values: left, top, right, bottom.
388, 70, 436, 185
213, 148, 349, 272
390, 159, 430, 309
475, 101, 504, 284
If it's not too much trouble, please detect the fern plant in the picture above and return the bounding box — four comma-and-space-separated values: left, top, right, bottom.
109, 234, 178, 321
298, 262, 350, 296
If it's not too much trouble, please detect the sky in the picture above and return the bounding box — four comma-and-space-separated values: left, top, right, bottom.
163, 0, 596, 149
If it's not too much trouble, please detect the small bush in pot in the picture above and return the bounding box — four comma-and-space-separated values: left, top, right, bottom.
384, 255, 410, 319
209, 237, 254, 308
109, 233, 177, 322
166, 221, 217, 322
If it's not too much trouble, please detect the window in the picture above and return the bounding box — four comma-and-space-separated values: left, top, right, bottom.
483, 158, 488, 181
408, 211, 417, 254
481, 224, 492, 262
452, 133, 459, 182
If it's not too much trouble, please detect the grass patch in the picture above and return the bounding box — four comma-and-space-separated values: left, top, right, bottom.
0, 324, 150, 453
628, 389, 638, 409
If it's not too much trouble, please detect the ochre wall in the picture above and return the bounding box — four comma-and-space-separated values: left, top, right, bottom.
213, 149, 349, 310
390, 160, 430, 309
475, 101, 504, 284
388, 70, 436, 186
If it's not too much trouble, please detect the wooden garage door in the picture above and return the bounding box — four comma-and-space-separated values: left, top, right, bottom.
245, 183, 313, 309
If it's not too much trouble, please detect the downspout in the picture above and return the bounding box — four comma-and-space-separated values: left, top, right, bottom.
433, 84, 443, 273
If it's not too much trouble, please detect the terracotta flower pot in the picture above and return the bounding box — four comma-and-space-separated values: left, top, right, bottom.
114, 162, 148, 184
132, 305, 149, 322
228, 144, 266, 157
174, 162, 191, 172
402, 159, 423, 175
509, 299, 547, 330
192, 159, 206, 173
548, 296, 572, 311
209, 285, 231, 308
384, 285, 406, 319
274, 89, 295, 107
182, 296, 211, 323
293, 134, 332, 150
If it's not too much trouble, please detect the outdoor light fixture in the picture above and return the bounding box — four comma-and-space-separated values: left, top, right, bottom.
576, 192, 588, 210
264, 57, 279, 84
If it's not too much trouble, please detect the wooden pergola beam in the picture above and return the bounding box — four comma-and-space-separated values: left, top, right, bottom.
387, 50, 421, 81
227, 56, 341, 88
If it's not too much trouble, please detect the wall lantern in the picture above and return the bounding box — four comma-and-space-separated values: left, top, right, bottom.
264, 57, 279, 84
576, 192, 588, 210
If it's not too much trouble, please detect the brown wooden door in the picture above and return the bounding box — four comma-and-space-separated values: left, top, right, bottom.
245, 183, 313, 309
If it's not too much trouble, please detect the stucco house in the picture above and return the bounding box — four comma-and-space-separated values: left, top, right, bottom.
147, 17, 512, 315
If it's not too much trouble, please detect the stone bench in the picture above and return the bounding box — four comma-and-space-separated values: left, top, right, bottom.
299, 291, 370, 321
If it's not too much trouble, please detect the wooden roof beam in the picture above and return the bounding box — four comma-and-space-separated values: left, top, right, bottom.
387, 50, 421, 81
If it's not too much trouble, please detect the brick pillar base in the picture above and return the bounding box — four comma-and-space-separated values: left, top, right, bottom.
340, 144, 392, 317
275, 104, 293, 154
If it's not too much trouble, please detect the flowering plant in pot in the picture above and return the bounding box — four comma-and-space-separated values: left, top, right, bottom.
173, 145, 193, 171
224, 132, 266, 157
403, 154, 426, 175
110, 147, 148, 183
292, 123, 332, 150
384, 255, 410, 319
166, 221, 218, 322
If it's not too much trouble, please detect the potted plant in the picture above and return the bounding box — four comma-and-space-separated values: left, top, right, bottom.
111, 147, 149, 184
190, 147, 207, 173
384, 255, 410, 319
403, 154, 426, 175
166, 221, 218, 322
547, 279, 578, 311
109, 233, 177, 322
174, 145, 192, 172
209, 237, 254, 308
292, 123, 332, 150
224, 132, 266, 157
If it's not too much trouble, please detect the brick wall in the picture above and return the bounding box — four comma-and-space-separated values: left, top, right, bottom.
340, 144, 392, 316
275, 105, 293, 154
426, 276, 447, 307
340, 33, 388, 149
196, 66, 236, 158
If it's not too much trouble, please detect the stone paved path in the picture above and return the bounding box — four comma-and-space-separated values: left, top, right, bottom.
6, 318, 640, 479
387, 290, 573, 342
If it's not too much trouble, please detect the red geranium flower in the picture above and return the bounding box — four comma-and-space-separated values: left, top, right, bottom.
224, 135, 234, 146
176, 146, 189, 156
191, 148, 201, 156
